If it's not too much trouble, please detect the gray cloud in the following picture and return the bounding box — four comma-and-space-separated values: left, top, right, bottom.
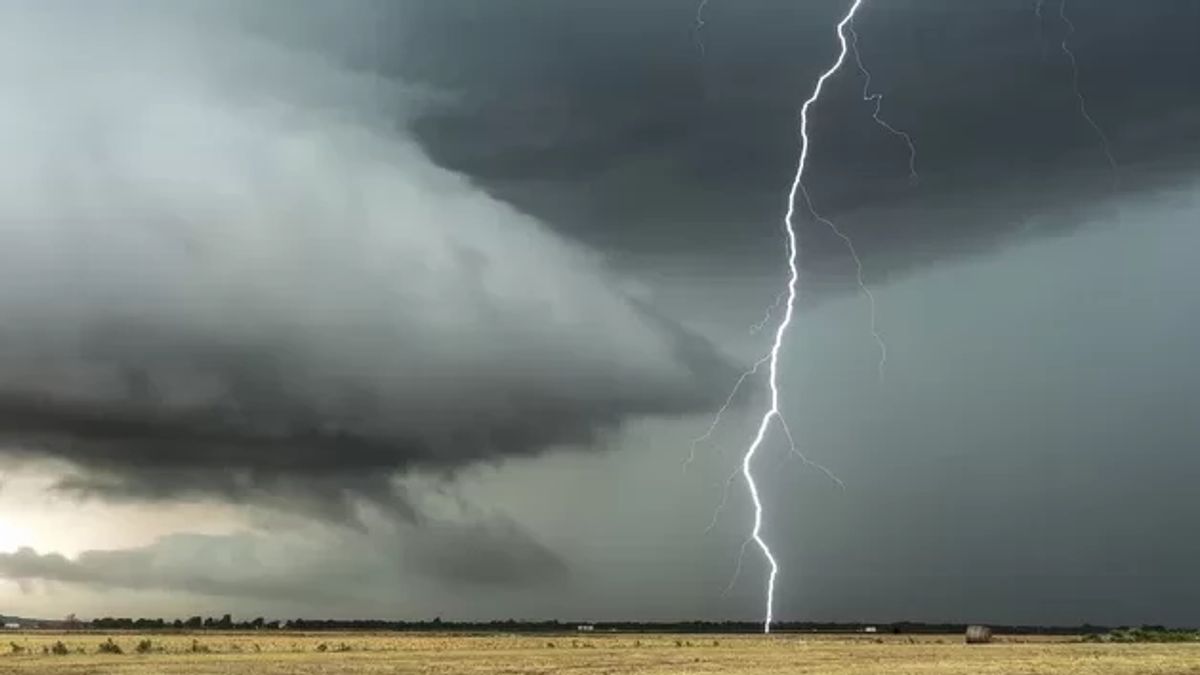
0, 2, 734, 517
0, 512, 565, 603
0, 540, 320, 603
405, 515, 568, 588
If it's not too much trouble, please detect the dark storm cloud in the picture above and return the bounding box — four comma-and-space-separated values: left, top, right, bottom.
4, 0, 1200, 627
51, 470, 417, 524
0, 1, 735, 516
378, 1, 1200, 290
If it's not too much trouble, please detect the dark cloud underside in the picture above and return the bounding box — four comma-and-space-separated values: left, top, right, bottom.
0, 1, 735, 518
393, 1, 1200, 287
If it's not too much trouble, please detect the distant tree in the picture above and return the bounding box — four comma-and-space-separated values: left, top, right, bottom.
217, 614, 233, 630
184, 616, 203, 629
173, 619, 184, 629
251, 617, 265, 629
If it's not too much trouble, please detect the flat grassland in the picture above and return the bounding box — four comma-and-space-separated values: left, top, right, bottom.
1, 632, 1199, 674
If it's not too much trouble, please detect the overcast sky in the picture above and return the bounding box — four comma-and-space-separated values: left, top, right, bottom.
1, 0, 1199, 627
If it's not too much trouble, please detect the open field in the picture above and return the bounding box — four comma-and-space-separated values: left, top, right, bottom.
1, 632, 1199, 674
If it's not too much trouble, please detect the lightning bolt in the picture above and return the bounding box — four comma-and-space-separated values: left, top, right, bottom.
683, 353, 770, 472
695, 0, 711, 57
749, 290, 787, 336
693, 0, 1113, 637
1057, 0, 1119, 189
736, 0, 867, 634
796, 17, 916, 384
694, 10, 908, 476
1035, 0, 1048, 60
703, 414, 842, 536
718, 416, 843, 600
799, 189, 887, 382
849, 25, 918, 186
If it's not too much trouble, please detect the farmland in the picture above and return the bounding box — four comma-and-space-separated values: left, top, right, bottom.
1, 632, 1199, 674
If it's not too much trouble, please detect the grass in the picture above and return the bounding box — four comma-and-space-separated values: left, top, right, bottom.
0, 631, 1198, 674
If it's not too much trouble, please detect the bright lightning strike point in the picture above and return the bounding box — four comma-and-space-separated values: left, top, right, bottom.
739, 0, 867, 634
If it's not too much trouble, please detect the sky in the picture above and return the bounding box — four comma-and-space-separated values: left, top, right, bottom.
1, 0, 1199, 627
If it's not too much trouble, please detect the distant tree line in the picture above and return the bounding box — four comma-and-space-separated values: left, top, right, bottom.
50, 617, 1167, 635
89, 615, 277, 631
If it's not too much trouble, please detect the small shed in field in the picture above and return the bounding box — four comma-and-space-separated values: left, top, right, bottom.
964, 625, 992, 644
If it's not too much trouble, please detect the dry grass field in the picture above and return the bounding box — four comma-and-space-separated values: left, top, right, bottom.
1, 631, 1198, 674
